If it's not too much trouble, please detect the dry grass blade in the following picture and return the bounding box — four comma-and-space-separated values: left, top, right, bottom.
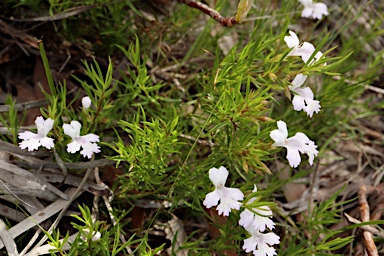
0, 203, 27, 222
10, 5, 96, 22
0, 160, 68, 200
38, 172, 110, 196
0, 178, 57, 201
0, 218, 19, 256
0, 99, 47, 113
15, 158, 115, 169
0, 187, 78, 250
24, 233, 78, 256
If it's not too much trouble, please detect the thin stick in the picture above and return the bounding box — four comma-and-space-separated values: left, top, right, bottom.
358, 185, 378, 256
179, 0, 237, 27
344, 213, 384, 238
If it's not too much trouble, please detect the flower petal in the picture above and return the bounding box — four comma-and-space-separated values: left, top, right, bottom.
80, 142, 101, 159
216, 199, 236, 216
227, 187, 244, 201
63, 124, 76, 139
286, 146, 302, 168
243, 235, 258, 253
261, 232, 280, 245
67, 141, 82, 154
35, 116, 45, 131
63, 121, 82, 139
40, 118, 54, 137
291, 74, 307, 89
304, 140, 319, 165
270, 120, 288, 147
284, 31, 300, 48
81, 134, 100, 143
304, 98, 321, 117
291, 93, 306, 111
40, 137, 54, 149
19, 138, 41, 151
239, 209, 254, 227
301, 7, 313, 18
18, 131, 38, 141
209, 166, 229, 187
298, 42, 316, 63
299, 0, 312, 7
312, 3, 328, 19
203, 190, 220, 208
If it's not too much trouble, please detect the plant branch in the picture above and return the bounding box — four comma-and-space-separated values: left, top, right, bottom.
179, 0, 237, 27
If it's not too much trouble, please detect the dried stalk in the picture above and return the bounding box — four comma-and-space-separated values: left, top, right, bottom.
179, 0, 237, 27
358, 185, 379, 256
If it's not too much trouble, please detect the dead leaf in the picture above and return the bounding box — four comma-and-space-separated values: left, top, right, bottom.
164, 216, 189, 256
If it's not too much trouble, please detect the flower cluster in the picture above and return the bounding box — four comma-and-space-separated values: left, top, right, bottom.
240, 185, 280, 256
284, 30, 322, 117
18, 115, 100, 159
203, 167, 280, 255
298, 0, 328, 20
269, 30, 322, 168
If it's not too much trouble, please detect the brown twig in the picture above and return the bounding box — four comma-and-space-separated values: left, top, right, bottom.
358, 185, 379, 256
179, 0, 237, 27
344, 213, 384, 238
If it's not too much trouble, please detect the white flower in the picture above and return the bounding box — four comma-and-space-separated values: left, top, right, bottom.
243, 226, 280, 256
203, 166, 244, 216
289, 74, 321, 117
239, 185, 275, 232
284, 31, 323, 64
291, 87, 321, 117
18, 116, 54, 151
82, 96, 92, 110
63, 121, 100, 159
270, 121, 318, 168
299, 0, 329, 20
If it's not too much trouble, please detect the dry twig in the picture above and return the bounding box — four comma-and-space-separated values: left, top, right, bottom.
179, 0, 237, 27
358, 185, 379, 256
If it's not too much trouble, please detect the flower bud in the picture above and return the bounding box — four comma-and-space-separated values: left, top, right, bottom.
82, 96, 92, 109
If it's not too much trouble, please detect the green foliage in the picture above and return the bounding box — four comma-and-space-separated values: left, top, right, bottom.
74, 58, 115, 131
110, 107, 184, 191
280, 189, 355, 255
0, 95, 19, 144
